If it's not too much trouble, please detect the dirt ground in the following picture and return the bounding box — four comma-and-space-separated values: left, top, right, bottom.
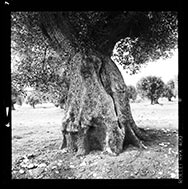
12, 98, 179, 179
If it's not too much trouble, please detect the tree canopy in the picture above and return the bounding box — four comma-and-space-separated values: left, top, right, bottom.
11, 11, 178, 95
12, 11, 178, 58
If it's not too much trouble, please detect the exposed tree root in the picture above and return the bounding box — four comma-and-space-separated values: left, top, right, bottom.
130, 121, 155, 141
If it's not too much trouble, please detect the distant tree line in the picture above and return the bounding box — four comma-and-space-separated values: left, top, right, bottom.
12, 74, 178, 109
127, 75, 178, 104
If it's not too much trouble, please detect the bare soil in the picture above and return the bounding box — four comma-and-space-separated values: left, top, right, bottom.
12, 99, 179, 179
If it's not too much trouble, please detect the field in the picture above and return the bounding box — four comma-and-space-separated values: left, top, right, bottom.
12, 99, 179, 179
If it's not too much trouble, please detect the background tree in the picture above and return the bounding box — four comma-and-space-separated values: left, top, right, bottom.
136, 76, 165, 104
11, 11, 178, 156
11, 81, 25, 110
162, 79, 177, 101
162, 84, 174, 101
167, 79, 175, 89
173, 75, 178, 98
11, 86, 19, 110
26, 90, 43, 108
127, 85, 137, 102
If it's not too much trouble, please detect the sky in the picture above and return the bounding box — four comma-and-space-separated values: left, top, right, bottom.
116, 49, 178, 86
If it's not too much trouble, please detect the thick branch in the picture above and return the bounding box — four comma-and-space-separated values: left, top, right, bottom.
38, 12, 152, 56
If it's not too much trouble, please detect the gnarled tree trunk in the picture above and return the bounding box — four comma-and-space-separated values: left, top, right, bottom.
38, 12, 151, 156
60, 52, 148, 156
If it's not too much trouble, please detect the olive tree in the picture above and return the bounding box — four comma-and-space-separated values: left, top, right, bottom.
136, 76, 165, 104
11, 12, 177, 155
163, 79, 176, 101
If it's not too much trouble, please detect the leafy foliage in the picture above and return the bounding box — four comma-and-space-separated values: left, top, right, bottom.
136, 76, 165, 104
11, 11, 178, 97
11, 83, 25, 109
11, 39, 70, 104
112, 37, 142, 74
162, 79, 177, 101
11, 12, 71, 104
13, 12, 178, 61
162, 85, 175, 101
167, 79, 175, 89
127, 85, 137, 102
112, 12, 178, 74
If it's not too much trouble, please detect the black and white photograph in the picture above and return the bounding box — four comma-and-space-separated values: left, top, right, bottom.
8, 10, 181, 181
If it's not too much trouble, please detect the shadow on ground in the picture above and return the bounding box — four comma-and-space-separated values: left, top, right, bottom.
12, 128, 178, 179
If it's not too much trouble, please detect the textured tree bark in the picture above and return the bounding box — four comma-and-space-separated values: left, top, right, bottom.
60, 52, 148, 156
38, 13, 150, 156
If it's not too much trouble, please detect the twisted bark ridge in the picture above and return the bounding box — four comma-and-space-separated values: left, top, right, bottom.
60, 52, 148, 156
